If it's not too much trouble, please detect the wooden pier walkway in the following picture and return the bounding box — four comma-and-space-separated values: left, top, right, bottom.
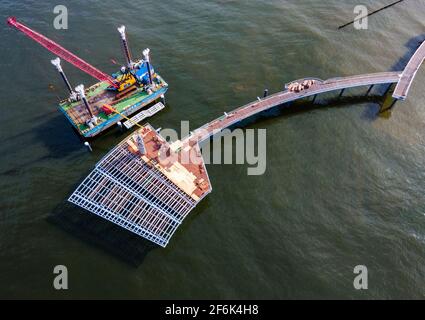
189, 72, 402, 144
393, 40, 425, 100
186, 40, 424, 144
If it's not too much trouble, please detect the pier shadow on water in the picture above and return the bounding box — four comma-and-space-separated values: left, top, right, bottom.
227, 93, 389, 132
390, 34, 425, 72
47, 201, 158, 267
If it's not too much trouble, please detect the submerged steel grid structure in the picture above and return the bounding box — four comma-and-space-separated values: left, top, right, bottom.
393, 40, 425, 100
69, 139, 198, 247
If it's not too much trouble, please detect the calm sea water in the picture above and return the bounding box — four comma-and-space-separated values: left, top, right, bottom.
0, 0, 424, 299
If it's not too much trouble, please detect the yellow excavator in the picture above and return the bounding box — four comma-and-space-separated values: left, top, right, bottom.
116, 72, 137, 92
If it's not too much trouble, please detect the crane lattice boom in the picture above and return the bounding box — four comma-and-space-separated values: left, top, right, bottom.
7, 17, 118, 88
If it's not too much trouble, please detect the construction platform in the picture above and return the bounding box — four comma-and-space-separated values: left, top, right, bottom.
59, 72, 168, 138
69, 124, 211, 247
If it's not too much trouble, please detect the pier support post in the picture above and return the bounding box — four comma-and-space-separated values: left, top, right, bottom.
263, 89, 269, 98
366, 85, 374, 96
383, 84, 393, 96
312, 94, 317, 103
339, 89, 345, 98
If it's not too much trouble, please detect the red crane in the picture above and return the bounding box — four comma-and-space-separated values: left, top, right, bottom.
7, 17, 119, 88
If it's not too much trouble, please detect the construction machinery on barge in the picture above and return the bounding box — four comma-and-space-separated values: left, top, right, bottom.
7, 17, 168, 139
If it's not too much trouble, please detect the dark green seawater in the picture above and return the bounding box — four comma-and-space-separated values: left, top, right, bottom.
1, 0, 425, 299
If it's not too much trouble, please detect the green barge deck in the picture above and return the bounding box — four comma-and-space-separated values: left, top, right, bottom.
59, 73, 168, 138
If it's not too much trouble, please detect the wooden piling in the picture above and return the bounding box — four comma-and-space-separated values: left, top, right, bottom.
383, 84, 393, 96
366, 85, 374, 96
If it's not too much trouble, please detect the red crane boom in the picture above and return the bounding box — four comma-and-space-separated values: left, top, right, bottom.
7, 17, 119, 88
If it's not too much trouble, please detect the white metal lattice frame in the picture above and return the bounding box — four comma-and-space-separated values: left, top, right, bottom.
69, 141, 199, 247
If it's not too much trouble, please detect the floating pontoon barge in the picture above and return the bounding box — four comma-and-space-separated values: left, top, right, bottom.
7, 17, 168, 138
